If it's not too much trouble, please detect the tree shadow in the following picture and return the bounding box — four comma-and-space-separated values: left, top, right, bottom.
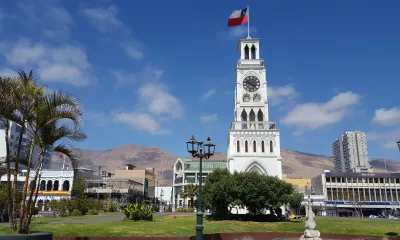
385, 232, 398, 237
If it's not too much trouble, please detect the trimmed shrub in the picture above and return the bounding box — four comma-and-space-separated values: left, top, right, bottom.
176, 207, 194, 212
106, 200, 118, 212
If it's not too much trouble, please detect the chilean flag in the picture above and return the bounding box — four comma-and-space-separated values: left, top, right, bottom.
228, 8, 248, 27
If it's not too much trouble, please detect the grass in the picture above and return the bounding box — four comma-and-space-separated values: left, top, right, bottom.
1, 214, 400, 237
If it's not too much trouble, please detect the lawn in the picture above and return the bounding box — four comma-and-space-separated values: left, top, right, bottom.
1, 215, 399, 237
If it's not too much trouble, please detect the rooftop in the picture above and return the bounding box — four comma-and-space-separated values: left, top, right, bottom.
178, 158, 227, 171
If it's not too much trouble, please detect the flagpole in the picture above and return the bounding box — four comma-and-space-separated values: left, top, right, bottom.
247, 5, 250, 38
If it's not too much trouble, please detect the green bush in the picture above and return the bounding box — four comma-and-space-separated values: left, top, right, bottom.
70, 209, 82, 216
122, 202, 154, 221
176, 207, 194, 212
106, 200, 118, 212
30, 207, 39, 216
87, 209, 99, 215
48, 199, 70, 217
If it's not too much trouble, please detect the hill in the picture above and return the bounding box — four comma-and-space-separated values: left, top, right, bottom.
51, 144, 400, 185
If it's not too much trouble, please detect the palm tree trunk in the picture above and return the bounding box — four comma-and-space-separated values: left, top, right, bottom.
4, 121, 14, 230
12, 122, 26, 230
191, 197, 194, 208
26, 159, 44, 229
17, 140, 35, 233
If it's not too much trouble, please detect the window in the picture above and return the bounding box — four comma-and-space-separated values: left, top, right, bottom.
245, 141, 248, 152
261, 141, 265, 152
244, 45, 249, 59
253, 141, 256, 152
251, 45, 256, 59
270, 141, 273, 153
236, 140, 240, 153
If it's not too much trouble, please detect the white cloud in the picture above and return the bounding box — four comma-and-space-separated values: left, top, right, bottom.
282, 91, 361, 134
1, 40, 96, 86
82, 5, 123, 33
138, 83, 183, 119
268, 84, 299, 106
367, 129, 400, 150
201, 89, 216, 100
372, 107, 400, 126
112, 67, 163, 87
200, 114, 218, 123
112, 68, 184, 135
82, 5, 143, 60
17, 0, 73, 39
113, 112, 170, 135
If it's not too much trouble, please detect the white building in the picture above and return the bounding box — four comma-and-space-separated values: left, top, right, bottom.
155, 186, 173, 204
172, 158, 227, 209
332, 131, 372, 173
0, 121, 52, 169
226, 37, 282, 179
311, 170, 400, 217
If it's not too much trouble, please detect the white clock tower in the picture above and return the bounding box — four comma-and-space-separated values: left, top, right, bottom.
227, 37, 282, 179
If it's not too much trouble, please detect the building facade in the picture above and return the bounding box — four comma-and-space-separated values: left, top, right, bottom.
311, 170, 400, 216
226, 37, 282, 179
172, 158, 226, 209
332, 131, 372, 173
0, 121, 52, 169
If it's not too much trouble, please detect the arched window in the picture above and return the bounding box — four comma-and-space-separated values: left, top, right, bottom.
62, 180, 70, 191
244, 45, 249, 59
262, 140, 265, 153
53, 180, 59, 191
251, 45, 256, 59
249, 109, 256, 121
241, 109, 248, 129
245, 141, 248, 153
253, 140, 256, 152
46, 180, 52, 191
257, 109, 263, 121
236, 140, 240, 153
270, 140, 273, 153
40, 180, 46, 191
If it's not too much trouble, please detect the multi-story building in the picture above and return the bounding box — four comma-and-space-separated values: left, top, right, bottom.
226, 37, 282, 179
113, 164, 156, 203
172, 157, 226, 209
0, 121, 52, 169
311, 170, 400, 216
332, 131, 372, 173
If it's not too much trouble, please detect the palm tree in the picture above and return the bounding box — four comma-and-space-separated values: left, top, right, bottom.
0, 76, 18, 229
182, 184, 199, 208
18, 90, 86, 233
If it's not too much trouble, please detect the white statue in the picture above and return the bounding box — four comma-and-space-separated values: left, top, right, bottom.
300, 191, 322, 240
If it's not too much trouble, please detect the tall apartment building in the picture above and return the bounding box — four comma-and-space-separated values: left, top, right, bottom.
332, 131, 373, 173
0, 121, 52, 170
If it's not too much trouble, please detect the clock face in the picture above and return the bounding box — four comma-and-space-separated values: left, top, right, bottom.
243, 76, 260, 92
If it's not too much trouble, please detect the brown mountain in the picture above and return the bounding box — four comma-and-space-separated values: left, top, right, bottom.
51, 144, 400, 185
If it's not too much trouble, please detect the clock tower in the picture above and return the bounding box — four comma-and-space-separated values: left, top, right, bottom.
227, 37, 282, 179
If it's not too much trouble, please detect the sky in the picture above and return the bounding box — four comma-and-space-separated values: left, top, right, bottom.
0, 0, 399, 161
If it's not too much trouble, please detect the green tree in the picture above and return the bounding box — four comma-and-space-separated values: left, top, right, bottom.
287, 192, 304, 212
203, 168, 234, 217
181, 184, 198, 208
71, 178, 87, 198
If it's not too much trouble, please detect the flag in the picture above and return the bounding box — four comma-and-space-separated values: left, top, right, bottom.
228, 8, 248, 27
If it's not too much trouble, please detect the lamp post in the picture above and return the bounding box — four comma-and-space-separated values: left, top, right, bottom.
186, 135, 216, 240
397, 140, 400, 151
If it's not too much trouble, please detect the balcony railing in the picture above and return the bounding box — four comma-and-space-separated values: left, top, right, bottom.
237, 59, 264, 68
230, 121, 277, 130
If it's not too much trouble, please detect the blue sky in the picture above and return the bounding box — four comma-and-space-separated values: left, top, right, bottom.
0, 0, 399, 161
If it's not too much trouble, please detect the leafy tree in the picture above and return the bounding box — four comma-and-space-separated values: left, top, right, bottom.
71, 178, 86, 198
203, 168, 235, 217
287, 192, 304, 212
181, 184, 198, 208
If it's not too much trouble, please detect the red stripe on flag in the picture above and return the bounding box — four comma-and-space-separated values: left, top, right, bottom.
228, 15, 248, 27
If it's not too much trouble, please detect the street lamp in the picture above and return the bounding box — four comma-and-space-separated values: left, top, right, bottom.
397, 140, 400, 151
186, 135, 216, 240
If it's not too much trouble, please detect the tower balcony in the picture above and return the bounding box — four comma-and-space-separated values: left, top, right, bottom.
230, 121, 277, 130
237, 59, 264, 68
